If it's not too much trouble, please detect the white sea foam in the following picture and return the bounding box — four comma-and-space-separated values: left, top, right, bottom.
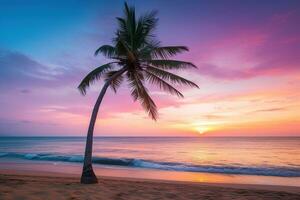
1, 152, 300, 177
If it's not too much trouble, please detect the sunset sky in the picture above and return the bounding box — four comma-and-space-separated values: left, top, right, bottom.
0, 0, 299, 137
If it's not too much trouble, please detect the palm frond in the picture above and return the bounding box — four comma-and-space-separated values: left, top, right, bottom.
144, 70, 184, 98
117, 3, 158, 51
114, 38, 136, 61
127, 72, 158, 120
145, 66, 199, 88
145, 60, 197, 70
151, 46, 188, 59
78, 62, 117, 95
105, 70, 124, 93
116, 18, 129, 44
122, 2, 136, 49
137, 10, 158, 34
138, 40, 160, 59
94, 45, 116, 57
135, 10, 158, 48
124, 2, 136, 35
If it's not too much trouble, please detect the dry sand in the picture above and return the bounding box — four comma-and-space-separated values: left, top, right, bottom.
0, 171, 299, 200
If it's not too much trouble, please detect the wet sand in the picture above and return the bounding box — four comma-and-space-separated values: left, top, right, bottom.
0, 170, 299, 200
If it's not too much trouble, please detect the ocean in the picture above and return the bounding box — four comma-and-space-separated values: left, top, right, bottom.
0, 136, 299, 179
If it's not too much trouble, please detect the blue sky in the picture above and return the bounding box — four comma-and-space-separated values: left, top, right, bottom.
0, 0, 299, 136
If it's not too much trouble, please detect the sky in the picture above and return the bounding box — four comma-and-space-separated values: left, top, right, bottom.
0, 0, 299, 137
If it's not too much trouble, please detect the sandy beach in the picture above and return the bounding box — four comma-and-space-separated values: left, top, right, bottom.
0, 170, 299, 200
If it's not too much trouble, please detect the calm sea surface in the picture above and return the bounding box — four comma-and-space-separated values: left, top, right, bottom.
0, 137, 299, 177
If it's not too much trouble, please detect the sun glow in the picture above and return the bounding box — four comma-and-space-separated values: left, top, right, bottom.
195, 126, 211, 135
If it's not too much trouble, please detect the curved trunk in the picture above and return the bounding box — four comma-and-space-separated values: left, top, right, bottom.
81, 68, 127, 184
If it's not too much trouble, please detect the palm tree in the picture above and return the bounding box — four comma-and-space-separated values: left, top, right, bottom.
78, 2, 199, 184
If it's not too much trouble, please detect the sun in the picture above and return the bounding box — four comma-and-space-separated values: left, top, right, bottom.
195, 126, 210, 135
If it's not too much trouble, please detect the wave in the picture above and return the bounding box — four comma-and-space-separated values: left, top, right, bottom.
1, 152, 300, 177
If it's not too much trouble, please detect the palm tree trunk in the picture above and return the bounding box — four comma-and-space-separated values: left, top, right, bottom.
80, 81, 109, 184
80, 68, 127, 184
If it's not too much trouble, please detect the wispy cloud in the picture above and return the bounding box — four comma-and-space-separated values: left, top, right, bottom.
193, 11, 300, 80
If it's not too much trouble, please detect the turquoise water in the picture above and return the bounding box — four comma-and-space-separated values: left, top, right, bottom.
0, 137, 299, 177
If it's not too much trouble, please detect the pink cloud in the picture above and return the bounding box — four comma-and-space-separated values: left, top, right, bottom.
191, 11, 300, 80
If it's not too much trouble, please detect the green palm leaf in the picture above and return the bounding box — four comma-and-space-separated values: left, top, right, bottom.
94, 45, 116, 57
146, 59, 197, 70
135, 11, 158, 48
151, 46, 189, 59
144, 70, 184, 98
105, 70, 124, 93
145, 66, 199, 88
78, 62, 117, 95
128, 72, 158, 120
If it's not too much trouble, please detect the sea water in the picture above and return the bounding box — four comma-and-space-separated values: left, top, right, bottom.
0, 137, 299, 178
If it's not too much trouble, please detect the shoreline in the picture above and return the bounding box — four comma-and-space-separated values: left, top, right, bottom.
1, 159, 300, 187
0, 170, 299, 200
1, 169, 300, 193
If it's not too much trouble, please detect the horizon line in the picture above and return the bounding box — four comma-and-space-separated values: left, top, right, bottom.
0, 135, 299, 138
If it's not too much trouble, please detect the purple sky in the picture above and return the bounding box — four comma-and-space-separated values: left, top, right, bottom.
0, 0, 299, 136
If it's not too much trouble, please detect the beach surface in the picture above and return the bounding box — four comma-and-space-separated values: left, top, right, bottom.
0, 170, 299, 200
